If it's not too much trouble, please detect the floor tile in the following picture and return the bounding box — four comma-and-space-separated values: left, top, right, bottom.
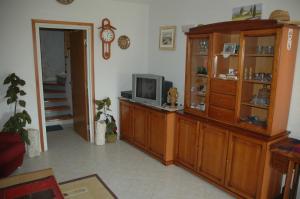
15, 127, 234, 199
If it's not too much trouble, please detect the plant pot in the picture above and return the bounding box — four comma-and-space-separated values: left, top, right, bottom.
95, 121, 106, 145
106, 133, 117, 143
26, 128, 41, 158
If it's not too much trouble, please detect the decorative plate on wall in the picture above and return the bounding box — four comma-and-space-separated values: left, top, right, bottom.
118, 35, 130, 49
56, 0, 74, 5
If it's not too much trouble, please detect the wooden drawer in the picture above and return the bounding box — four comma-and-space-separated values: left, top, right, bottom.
208, 105, 235, 123
210, 92, 236, 110
210, 79, 237, 95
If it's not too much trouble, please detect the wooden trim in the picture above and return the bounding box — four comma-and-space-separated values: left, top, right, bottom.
176, 111, 289, 141
31, 20, 45, 152
187, 20, 297, 35
32, 19, 93, 27
90, 25, 96, 142
31, 19, 95, 151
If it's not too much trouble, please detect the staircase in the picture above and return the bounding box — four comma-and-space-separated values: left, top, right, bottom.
43, 82, 73, 127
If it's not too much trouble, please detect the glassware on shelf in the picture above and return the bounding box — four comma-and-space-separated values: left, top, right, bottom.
199, 40, 208, 55
240, 115, 267, 127
196, 66, 208, 75
256, 45, 274, 55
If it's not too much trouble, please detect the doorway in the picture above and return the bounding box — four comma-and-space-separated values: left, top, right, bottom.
32, 20, 95, 152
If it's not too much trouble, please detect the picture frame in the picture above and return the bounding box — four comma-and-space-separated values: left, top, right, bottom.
223, 43, 237, 55
159, 26, 176, 50
232, 4, 262, 21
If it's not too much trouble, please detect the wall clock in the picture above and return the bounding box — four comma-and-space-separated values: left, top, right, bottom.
98, 18, 116, 60
118, 35, 130, 49
56, 0, 74, 5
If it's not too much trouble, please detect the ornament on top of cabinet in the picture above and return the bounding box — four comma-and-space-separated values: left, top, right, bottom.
118, 35, 130, 49
98, 18, 116, 60
56, 0, 74, 5
167, 87, 178, 108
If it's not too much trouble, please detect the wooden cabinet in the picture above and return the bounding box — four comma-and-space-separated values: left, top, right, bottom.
174, 113, 286, 199
133, 105, 148, 149
184, 20, 299, 136
119, 99, 176, 165
198, 124, 228, 184
120, 100, 133, 141
148, 110, 165, 158
175, 115, 199, 170
225, 133, 266, 199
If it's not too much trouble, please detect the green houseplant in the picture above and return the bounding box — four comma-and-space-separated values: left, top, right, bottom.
95, 97, 117, 143
2, 73, 32, 144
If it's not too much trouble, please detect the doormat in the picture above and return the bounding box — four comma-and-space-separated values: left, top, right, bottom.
46, 125, 63, 132
59, 174, 117, 199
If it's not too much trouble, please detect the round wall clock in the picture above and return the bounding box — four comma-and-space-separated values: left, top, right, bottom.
98, 18, 116, 60
56, 0, 74, 5
118, 35, 130, 49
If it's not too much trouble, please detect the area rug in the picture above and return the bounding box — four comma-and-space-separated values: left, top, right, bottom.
0, 168, 64, 199
59, 174, 117, 199
46, 125, 63, 132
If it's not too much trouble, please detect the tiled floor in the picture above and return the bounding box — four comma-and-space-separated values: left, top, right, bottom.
16, 127, 233, 199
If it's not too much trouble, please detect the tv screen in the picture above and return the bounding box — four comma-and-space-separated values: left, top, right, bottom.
136, 77, 157, 100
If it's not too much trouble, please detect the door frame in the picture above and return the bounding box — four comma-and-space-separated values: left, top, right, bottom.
32, 19, 95, 151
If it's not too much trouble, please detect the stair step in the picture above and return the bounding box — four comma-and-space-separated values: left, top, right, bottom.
46, 114, 73, 122
45, 105, 70, 111
44, 98, 67, 102
43, 82, 65, 86
44, 89, 65, 94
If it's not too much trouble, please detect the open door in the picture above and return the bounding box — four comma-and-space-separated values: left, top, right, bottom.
70, 30, 89, 141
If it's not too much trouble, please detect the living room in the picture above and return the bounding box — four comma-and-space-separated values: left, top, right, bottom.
1, 0, 300, 198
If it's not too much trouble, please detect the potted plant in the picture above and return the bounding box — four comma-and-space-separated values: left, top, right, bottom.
95, 97, 117, 143
1, 73, 31, 145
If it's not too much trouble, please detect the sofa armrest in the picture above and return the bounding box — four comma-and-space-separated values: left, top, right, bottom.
0, 133, 23, 144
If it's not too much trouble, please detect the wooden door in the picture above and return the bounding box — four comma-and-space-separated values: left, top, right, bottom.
70, 30, 89, 140
175, 116, 199, 170
148, 110, 165, 158
120, 101, 133, 142
133, 105, 148, 149
226, 132, 266, 198
198, 124, 228, 184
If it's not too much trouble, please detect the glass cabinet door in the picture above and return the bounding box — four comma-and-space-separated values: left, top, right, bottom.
239, 34, 275, 128
189, 37, 209, 112
212, 33, 240, 80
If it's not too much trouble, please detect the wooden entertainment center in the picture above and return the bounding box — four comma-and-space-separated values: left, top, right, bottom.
120, 20, 299, 199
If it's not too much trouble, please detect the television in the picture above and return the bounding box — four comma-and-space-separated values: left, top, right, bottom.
132, 74, 173, 106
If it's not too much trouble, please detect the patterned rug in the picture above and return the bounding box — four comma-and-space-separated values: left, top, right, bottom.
59, 174, 117, 199
0, 169, 117, 199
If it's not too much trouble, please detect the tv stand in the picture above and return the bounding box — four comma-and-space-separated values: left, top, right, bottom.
119, 98, 176, 165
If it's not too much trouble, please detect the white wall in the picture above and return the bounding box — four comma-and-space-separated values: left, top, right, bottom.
40, 29, 65, 82
147, 0, 300, 138
0, 0, 149, 132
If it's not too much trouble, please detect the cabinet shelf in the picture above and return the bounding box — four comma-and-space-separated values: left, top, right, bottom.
193, 74, 208, 78
243, 80, 271, 85
239, 121, 267, 130
241, 102, 269, 110
215, 53, 239, 57
193, 53, 208, 56
191, 91, 206, 97
245, 54, 274, 57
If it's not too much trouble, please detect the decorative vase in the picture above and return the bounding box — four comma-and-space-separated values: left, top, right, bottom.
95, 121, 106, 145
26, 128, 41, 158
106, 133, 117, 143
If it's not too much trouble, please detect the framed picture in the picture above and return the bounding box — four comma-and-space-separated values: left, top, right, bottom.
223, 43, 237, 55
232, 4, 262, 21
159, 26, 176, 50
